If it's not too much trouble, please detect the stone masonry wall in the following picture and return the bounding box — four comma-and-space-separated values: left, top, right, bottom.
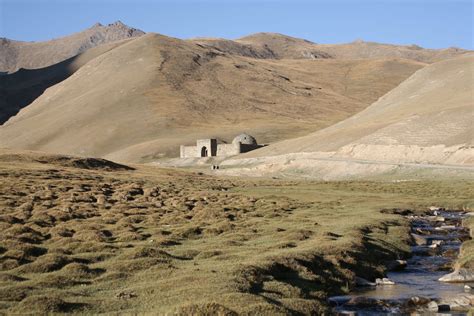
217, 143, 241, 156
180, 145, 197, 158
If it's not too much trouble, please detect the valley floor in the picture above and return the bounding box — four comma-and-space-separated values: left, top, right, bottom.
0, 151, 472, 314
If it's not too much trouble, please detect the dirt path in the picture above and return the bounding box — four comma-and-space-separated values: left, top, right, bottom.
304, 156, 474, 171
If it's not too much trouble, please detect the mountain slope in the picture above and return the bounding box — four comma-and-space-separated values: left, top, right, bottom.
230, 54, 474, 172
192, 33, 331, 60
195, 33, 470, 63
311, 40, 469, 63
0, 21, 144, 73
0, 39, 132, 124
0, 33, 424, 162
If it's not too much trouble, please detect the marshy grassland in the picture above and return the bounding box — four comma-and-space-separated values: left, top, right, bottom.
0, 151, 472, 314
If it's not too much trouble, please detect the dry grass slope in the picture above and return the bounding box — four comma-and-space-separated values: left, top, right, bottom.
0, 150, 472, 314
229, 54, 474, 176
0, 33, 424, 162
0, 40, 132, 124
199, 32, 471, 63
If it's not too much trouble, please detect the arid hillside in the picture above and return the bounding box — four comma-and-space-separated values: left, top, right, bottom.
0, 21, 144, 74
221, 54, 474, 178
0, 33, 425, 162
194, 32, 470, 63
191, 33, 331, 60
0, 40, 132, 124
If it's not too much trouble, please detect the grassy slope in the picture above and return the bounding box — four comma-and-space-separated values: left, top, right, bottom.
459, 216, 474, 270
0, 33, 424, 162
0, 151, 472, 314
0, 40, 132, 124
234, 33, 471, 63
244, 54, 473, 159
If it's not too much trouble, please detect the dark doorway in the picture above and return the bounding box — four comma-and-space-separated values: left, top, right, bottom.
201, 146, 208, 157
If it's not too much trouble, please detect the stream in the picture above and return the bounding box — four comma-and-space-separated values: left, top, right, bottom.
330, 210, 474, 315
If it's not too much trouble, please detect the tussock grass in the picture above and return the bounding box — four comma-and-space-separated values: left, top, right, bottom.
0, 153, 472, 314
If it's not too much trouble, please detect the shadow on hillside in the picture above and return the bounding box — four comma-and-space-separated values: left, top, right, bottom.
0, 54, 82, 124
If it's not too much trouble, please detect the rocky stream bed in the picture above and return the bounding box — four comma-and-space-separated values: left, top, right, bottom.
330, 210, 474, 315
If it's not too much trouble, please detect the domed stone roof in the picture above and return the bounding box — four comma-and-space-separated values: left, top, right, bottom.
232, 133, 257, 145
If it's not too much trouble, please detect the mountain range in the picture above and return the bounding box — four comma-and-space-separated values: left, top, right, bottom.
0, 21, 144, 74
0, 22, 471, 165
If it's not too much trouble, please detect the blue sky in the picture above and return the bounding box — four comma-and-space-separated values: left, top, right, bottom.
0, 0, 472, 49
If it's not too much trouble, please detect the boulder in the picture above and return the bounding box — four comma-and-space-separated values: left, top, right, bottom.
407, 296, 430, 306
386, 260, 407, 271
438, 225, 457, 230
436, 262, 452, 271
375, 278, 395, 285
426, 301, 438, 312
414, 228, 431, 235
355, 277, 376, 287
412, 246, 438, 256
439, 293, 474, 311
439, 269, 474, 282
346, 297, 382, 308
441, 248, 458, 258
437, 304, 450, 312
411, 233, 428, 246
426, 216, 445, 222
337, 311, 356, 316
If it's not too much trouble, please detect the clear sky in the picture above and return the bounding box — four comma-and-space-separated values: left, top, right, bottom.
0, 0, 472, 49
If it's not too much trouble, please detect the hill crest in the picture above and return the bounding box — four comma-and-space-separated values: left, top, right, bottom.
0, 21, 144, 73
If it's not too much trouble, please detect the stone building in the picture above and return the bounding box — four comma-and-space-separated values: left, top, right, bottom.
180, 133, 260, 158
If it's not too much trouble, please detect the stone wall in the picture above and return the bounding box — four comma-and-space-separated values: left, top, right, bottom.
196, 139, 217, 157
180, 145, 197, 158
217, 143, 240, 156
180, 139, 253, 158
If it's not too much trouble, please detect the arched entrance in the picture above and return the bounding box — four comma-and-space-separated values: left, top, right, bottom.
201, 146, 208, 157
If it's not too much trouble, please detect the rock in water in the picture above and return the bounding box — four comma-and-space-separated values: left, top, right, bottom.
355, 277, 376, 287
407, 296, 431, 307
346, 297, 383, 308
386, 259, 407, 271
439, 293, 474, 311
427, 301, 439, 312
439, 269, 474, 282
375, 278, 395, 285
411, 233, 428, 245
437, 304, 450, 312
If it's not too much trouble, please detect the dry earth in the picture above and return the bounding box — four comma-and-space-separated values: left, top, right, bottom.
0, 33, 425, 162
0, 149, 472, 314
194, 32, 470, 63
0, 40, 133, 124
1, 27, 470, 163
220, 54, 474, 179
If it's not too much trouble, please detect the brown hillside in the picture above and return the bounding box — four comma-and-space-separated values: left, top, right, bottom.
195, 33, 470, 63
311, 40, 470, 63
0, 40, 132, 124
0, 21, 144, 74
0, 33, 424, 162
228, 54, 474, 177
